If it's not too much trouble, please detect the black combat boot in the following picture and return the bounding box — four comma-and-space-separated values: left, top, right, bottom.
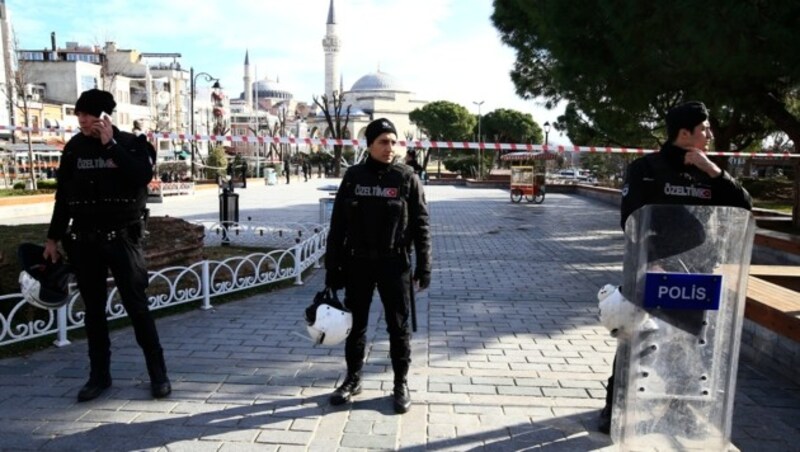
393, 379, 411, 414
330, 373, 362, 405
145, 349, 171, 398
598, 405, 611, 434
78, 353, 111, 402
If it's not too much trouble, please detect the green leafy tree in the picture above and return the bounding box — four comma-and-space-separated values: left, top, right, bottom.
480, 108, 544, 170
410, 100, 476, 177
492, 0, 800, 226
410, 100, 475, 141
205, 145, 228, 180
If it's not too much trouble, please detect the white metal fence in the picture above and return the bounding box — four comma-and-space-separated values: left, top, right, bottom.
0, 221, 328, 348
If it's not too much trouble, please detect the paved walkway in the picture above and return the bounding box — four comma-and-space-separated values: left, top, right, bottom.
1, 184, 799, 451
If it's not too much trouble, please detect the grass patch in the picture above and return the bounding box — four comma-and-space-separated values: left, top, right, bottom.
753, 200, 793, 214
0, 188, 56, 197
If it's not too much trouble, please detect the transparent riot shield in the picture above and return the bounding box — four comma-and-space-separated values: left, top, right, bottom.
612, 205, 755, 451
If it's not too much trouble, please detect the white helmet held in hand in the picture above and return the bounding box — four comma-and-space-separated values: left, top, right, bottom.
304, 288, 352, 346
18, 243, 73, 310
597, 284, 637, 338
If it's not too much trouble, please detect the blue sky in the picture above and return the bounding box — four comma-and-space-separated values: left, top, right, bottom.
6, 0, 566, 142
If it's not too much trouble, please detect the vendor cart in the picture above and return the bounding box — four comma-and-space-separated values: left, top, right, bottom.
501, 150, 557, 204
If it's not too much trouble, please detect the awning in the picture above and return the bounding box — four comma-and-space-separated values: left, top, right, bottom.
500, 151, 559, 161
0, 143, 64, 153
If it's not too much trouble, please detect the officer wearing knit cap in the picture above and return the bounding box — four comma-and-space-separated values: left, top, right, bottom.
365, 118, 398, 147
325, 116, 431, 414
598, 102, 751, 434
44, 89, 171, 402
665, 101, 708, 143
75, 89, 117, 119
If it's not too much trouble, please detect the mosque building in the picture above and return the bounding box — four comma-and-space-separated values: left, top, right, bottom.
230, 0, 427, 163
318, 0, 427, 144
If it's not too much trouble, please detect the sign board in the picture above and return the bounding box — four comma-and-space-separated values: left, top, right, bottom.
644, 272, 723, 310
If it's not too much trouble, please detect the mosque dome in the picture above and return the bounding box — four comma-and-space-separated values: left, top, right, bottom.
242, 78, 293, 100
350, 70, 407, 92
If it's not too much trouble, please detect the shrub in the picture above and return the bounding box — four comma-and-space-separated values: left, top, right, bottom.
443, 153, 493, 178
37, 180, 57, 190
740, 177, 793, 200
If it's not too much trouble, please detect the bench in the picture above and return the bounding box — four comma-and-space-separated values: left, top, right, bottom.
753, 229, 800, 257
745, 275, 800, 342
741, 267, 800, 383
749, 265, 800, 292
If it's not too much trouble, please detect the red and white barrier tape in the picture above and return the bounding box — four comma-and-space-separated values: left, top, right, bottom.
1, 125, 797, 159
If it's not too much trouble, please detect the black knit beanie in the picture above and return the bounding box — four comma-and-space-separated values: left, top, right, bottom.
365, 118, 397, 147
75, 89, 116, 118
666, 101, 708, 138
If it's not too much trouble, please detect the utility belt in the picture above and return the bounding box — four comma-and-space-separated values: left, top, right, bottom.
349, 247, 407, 260
68, 220, 143, 243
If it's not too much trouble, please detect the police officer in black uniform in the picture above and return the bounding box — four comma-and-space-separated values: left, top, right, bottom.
43, 89, 171, 402
325, 118, 432, 413
599, 101, 751, 433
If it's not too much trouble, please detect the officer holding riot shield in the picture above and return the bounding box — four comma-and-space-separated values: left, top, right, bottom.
599, 101, 752, 435
43, 89, 171, 402
325, 118, 431, 414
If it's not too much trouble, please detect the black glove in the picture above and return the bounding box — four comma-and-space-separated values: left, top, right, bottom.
325, 267, 345, 290
414, 269, 431, 290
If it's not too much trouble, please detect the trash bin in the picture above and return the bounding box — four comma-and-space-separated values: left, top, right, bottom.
265, 168, 277, 186
219, 188, 239, 246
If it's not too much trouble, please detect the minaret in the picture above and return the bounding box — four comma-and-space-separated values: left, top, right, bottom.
322, 0, 341, 100
243, 50, 253, 111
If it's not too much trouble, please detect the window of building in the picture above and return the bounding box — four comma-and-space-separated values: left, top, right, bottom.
66, 53, 100, 63
80, 75, 97, 92
19, 51, 44, 61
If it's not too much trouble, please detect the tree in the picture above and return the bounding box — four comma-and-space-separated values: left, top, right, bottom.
312, 92, 351, 177
410, 100, 475, 142
205, 145, 228, 180
492, 0, 800, 226
410, 100, 476, 177
2, 36, 38, 189
480, 108, 543, 170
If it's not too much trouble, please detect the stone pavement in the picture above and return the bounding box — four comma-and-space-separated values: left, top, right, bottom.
1, 184, 799, 451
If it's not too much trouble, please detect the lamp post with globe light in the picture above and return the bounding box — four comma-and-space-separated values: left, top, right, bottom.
190, 67, 219, 181
543, 121, 551, 148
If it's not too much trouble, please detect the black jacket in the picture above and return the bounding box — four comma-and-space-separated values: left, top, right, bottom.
326, 156, 431, 279
620, 143, 752, 230
47, 128, 154, 239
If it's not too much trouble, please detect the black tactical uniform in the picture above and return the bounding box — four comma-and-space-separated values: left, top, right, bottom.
47, 122, 170, 401
325, 154, 431, 411
620, 143, 752, 228
601, 141, 752, 430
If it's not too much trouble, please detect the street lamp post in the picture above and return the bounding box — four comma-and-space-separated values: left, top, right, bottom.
189, 67, 218, 181
473, 100, 484, 180
543, 121, 551, 148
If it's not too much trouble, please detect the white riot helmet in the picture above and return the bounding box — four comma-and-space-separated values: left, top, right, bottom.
597, 284, 637, 338
18, 243, 73, 310
304, 288, 352, 346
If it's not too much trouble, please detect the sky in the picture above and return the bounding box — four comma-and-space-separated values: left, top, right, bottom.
6, 0, 567, 143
